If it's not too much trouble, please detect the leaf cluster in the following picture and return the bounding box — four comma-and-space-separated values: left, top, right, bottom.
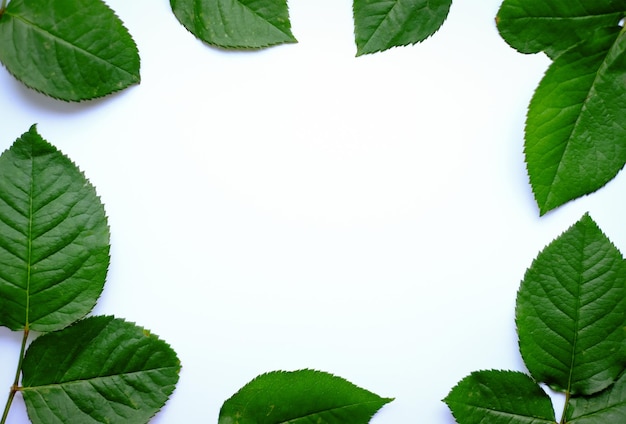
445, 214, 626, 424
0, 126, 392, 423
0, 0, 454, 101
496, 0, 626, 214
0, 126, 181, 423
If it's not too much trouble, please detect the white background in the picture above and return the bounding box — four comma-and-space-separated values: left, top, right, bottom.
0, 0, 624, 423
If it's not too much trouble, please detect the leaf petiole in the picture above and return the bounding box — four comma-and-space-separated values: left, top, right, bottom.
0, 327, 29, 424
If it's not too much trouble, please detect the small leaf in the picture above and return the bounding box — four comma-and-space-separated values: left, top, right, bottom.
496, 0, 625, 59
170, 0, 297, 49
444, 370, 556, 424
21, 315, 181, 424
524, 27, 626, 215
566, 371, 626, 423
0, 125, 110, 332
0, 0, 140, 101
353, 0, 452, 56
218, 369, 392, 424
516, 214, 626, 396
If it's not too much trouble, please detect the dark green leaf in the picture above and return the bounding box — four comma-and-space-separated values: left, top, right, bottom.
444, 370, 556, 424
525, 27, 626, 215
218, 369, 392, 424
353, 0, 452, 56
516, 214, 626, 396
0, 0, 140, 101
170, 0, 296, 49
566, 371, 626, 423
0, 125, 110, 332
21, 315, 181, 424
496, 0, 625, 59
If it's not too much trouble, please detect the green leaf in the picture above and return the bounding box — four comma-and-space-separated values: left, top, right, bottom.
0, 125, 110, 332
218, 369, 392, 424
516, 214, 626, 396
353, 0, 452, 56
444, 370, 556, 424
525, 27, 626, 215
169, 0, 297, 49
21, 315, 181, 424
0, 0, 140, 101
566, 371, 626, 423
496, 0, 625, 59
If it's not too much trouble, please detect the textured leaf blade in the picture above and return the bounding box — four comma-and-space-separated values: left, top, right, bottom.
218, 369, 392, 424
0, 125, 110, 332
21, 315, 181, 424
496, 0, 625, 59
525, 27, 626, 215
566, 371, 626, 423
353, 0, 452, 56
0, 0, 140, 101
517, 214, 626, 396
170, 0, 296, 49
444, 370, 556, 424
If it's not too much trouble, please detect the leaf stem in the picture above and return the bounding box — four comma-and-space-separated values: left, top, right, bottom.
559, 391, 570, 424
0, 0, 6, 15
0, 327, 29, 424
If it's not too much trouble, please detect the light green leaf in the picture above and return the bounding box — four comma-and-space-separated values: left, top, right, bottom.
525, 27, 626, 215
516, 214, 626, 396
218, 369, 392, 424
566, 371, 626, 423
0, 0, 140, 101
170, 0, 296, 49
21, 315, 181, 424
444, 370, 556, 424
353, 0, 452, 56
496, 0, 625, 59
0, 125, 110, 332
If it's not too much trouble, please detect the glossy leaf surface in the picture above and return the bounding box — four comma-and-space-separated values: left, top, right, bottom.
21, 315, 181, 424
517, 214, 626, 395
496, 0, 626, 59
444, 370, 556, 424
0, 0, 140, 101
218, 369, 392, 424
525, 28, 626, 215
0, 126, 109, 332
566, 371, 626, 423
170, 0, 296, 49
353, 0, 452, 56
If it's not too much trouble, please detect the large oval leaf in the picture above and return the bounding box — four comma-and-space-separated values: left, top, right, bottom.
0, 0, 140, 101
353, 0, 452, 56
444, 370, 556, 424
516, 214, 626, 396
170, 0, 297, 49
525, 27, 626, 215
0, 125, 110, 332
496, 0, 625, 59
218, 369, 392, 424
21, 315, 181, 424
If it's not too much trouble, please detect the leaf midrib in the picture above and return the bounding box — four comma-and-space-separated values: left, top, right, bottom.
25, 151, 34, 328
360, 1, 430, 52
449, 400, 555, 423
21, 366, 178, 391
543, 36, 617, 207
508, 13, 625, 24
198, 0, 292, 40
5, 10, 136, 78
275, 399, 390, 424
